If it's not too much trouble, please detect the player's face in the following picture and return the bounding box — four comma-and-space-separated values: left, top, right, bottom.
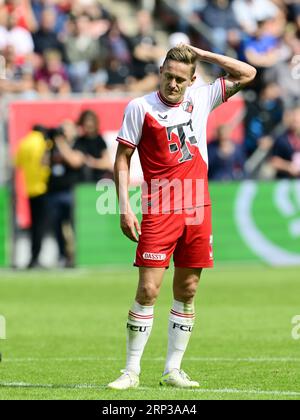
159, 60, 196, 104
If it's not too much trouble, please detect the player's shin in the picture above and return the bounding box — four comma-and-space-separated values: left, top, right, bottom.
164, 300, 195, 374
126, 301, 154, 375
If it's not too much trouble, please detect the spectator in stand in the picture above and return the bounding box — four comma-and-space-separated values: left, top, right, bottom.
195, 0, 241, 55
64, 13, 101, 92
105, 57, 131, 91
31, 0, 70, 35
47, 121, 84, 267
83, 58, 108, 93
2, 0, 37, 32
244, 82, 284, 156
71, 0, 108, 18
15, 125, 50, 269
295, 4, 300, 34
74, 110, 113, 183
241, 15, 286, 69
0, 7, 34, 63
155, 0, 205, 34
34, 49, 71, 94
100, 16, 132, 88
32, 7, 66, 60
128, 10, 162, 93
271, 1, 300, 26
70, 0, 111, 38
0, 45, 35, 97
131, 10, 165, 79
232, 0, 279, 36
208, 125, 245, 181
264, 24, 300, 109
238, 14, 288, 92
271, 106, 300, 178
137, 0, 156, 14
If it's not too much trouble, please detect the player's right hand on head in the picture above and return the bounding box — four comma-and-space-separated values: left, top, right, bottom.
120, 212, 141, 243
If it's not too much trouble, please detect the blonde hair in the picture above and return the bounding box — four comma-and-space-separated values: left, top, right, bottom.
163, 45, 197, 77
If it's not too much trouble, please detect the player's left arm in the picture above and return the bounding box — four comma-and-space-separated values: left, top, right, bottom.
187, 45, 257, 100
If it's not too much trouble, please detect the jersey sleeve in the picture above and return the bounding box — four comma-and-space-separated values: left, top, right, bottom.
207, 78, 227, 111
116, 99, 144, 149
189, 78, 227, 115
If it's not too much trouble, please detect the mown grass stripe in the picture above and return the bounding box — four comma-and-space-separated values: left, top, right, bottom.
0, 382, 300, 397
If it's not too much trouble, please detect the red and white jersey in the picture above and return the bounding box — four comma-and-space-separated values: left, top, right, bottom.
117, 78, 226, 212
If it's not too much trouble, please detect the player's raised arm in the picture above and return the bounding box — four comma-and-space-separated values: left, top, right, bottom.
187, 45, 257, 100
114, 143, 141, 243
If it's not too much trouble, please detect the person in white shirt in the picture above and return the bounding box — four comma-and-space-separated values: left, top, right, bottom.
0, 12, 34, 60
232, 0, 279, 35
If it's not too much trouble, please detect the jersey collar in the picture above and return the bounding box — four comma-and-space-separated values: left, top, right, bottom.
157, 91, 183, 108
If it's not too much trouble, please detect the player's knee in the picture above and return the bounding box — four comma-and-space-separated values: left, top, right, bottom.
183, 289, 197, 303
137, 283, 159, 305
175, 282, 198, 303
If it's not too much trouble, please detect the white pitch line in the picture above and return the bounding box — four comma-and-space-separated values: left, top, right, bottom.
0, 382, 300, 398
0, 382, 101, 390
2, 356, 300, 363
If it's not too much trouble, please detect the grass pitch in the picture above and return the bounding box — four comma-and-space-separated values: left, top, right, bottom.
0, 265, 300, 400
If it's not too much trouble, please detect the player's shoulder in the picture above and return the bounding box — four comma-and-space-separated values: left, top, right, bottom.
188, 78, 220, 93
186, 78, 222, 101
125, 92, 157, 114
125, 96, 143, 111
128, 92, 157, 106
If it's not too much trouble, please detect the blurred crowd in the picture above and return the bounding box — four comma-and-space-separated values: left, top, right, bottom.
0, 0, 163, 95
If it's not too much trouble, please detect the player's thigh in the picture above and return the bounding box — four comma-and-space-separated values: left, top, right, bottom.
135, 212, 183, 268
173, 206, 213, 269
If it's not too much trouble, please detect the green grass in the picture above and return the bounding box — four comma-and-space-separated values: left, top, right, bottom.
0, 265, 300, 400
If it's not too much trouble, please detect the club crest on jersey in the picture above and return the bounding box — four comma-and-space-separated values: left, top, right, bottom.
182, 100, 194, 113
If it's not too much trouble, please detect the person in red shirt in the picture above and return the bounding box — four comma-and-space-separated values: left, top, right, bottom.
34, 49, 70, 94
4, 0, 37, 32
109, 44, 256, 390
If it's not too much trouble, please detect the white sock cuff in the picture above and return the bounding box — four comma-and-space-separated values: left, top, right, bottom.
131, 301, 154, 315
128, 301, 154, 325
170, 300, 195, 324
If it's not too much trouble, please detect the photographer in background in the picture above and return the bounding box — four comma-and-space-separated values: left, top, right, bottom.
47, 121, 85, 268
75, 110, 113, 183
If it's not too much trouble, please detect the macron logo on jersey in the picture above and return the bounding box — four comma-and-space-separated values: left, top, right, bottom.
143, 252, 167, 261
158, 114, 168, 121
